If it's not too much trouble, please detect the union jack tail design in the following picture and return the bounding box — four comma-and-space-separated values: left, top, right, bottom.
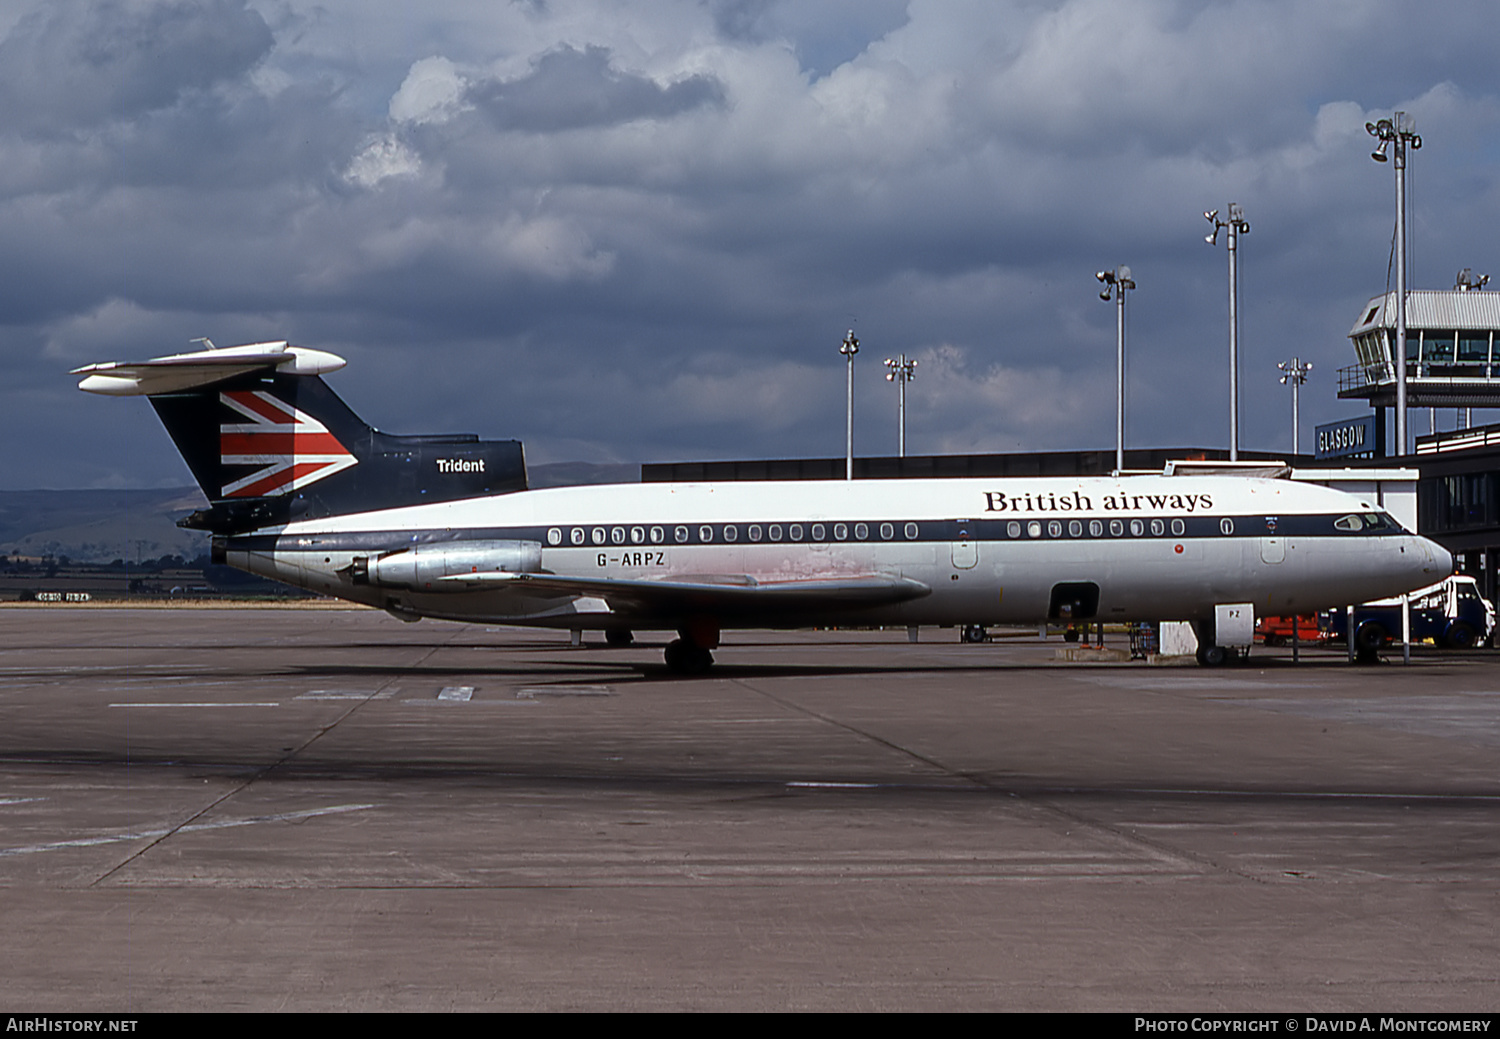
219, 390, 358, 498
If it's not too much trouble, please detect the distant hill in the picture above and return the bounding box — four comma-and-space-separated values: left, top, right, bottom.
0, 461, 641, 563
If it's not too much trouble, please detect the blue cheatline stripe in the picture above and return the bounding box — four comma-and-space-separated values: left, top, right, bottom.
227, 512, 1402, 555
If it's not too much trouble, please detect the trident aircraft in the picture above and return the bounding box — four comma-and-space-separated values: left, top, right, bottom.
75, 341, 1450, 671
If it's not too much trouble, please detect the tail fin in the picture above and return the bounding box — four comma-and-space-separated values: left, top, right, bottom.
75, 342, 527, 533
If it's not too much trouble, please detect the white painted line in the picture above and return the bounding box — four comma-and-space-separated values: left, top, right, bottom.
109, 702, 280, 708
438, 686, 474, 701
0, 803, 378, 858
0, 797, 44, 806
786, 781, 880, 789
516, 685, 613, 698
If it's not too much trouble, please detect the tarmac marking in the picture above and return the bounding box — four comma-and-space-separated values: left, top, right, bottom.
296, 689, 395, 700
0, 803, 377, 858
438, 686, 474, 701
108, 701, 280, 708
516, 685, 613, 698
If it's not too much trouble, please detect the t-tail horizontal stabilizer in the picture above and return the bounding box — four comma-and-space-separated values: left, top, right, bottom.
75, 341, 527, 533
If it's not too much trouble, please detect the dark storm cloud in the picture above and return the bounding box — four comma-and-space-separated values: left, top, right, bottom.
9, 0, 1500, 491
0, 0, 273, 136
466, 44, 724, 131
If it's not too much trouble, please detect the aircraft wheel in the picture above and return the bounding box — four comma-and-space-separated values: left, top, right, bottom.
664, 638, 714, 675
1354, 621, 1387, 653
605, 628, 634, 647
1443, 620, 1478, 650
1196, 644, 1229, 667
961, 624, 988, 643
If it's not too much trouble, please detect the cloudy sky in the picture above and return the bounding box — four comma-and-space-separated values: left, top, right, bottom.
5, 0, 1500, 489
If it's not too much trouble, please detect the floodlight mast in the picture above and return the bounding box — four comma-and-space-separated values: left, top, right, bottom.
1366, 112, 1421, 456
884, 353, 918, 457
1097, 266, 1135, 472
1278, 358, 1313, 455
1205, 204, 1250, 461
840, 330, 860, 480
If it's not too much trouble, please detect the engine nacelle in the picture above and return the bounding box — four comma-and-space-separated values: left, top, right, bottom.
349, 540, 542, 590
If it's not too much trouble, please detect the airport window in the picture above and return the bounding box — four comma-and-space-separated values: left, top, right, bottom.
1220, 518, 1235, 535
749, 525, 762, 542
1459, 331, 1490, 364
812, 523, 826, 541
571, 528, 585, 545
1027, 520, 1042, 538
699, 525, 714, 542
1090, 520, 1104, 537
1109, 520, 1123, 537
650, 526, 664, 544
1422, 331, 1456, 365
611, 527, 625, 544
547, 528, 562, 546
674, 526, 688, 543
724, 525, 737, 542
790, 524, 804, 541
1007, 521, 1022, 538
630, 527, 644, 544
834, 523, 848, 540
1068, 520, 1082, 537
1171, 519, 1185, 536
854, 523, 868, 540
904, 523, 918, 539
880, 523, 893, 540
1150, 519, 1164, 536
769, 524, 783, 541
1047, 520, 1062, 538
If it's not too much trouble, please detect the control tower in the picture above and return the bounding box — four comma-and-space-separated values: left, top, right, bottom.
1338, 274, 1500, 448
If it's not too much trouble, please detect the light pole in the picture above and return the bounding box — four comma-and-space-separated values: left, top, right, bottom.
1278, 358, 1313, 455
840, 330, 859, 480
884, 353, 917, 457
1367, 112, 1421, 456
1205, 203, 1250, 461
1097, 266, 1135, 472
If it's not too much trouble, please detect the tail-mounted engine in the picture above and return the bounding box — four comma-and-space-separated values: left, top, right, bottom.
345, 540, 542, 591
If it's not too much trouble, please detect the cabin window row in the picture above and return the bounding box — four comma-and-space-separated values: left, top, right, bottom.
1001, 517, 1191, 539
545, 522, 924, 547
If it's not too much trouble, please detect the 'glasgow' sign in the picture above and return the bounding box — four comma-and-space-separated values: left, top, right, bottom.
1316, 415, 1380, 460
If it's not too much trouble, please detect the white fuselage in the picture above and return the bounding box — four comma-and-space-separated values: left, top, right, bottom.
220, 474, 1451, 632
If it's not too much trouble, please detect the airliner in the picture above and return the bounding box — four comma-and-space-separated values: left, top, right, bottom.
75, 341, 1451, 671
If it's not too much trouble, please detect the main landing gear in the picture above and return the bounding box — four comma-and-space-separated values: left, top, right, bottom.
663, 619, 720, 675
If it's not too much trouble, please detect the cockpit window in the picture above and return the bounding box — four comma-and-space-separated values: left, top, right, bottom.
1334, 512, 1400, 532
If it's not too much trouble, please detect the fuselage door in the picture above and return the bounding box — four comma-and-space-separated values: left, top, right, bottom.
1260, 537, 1285, 564
951, 523, 978, 569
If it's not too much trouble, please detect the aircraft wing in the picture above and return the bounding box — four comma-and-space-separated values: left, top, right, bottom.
440, 570, 931, 619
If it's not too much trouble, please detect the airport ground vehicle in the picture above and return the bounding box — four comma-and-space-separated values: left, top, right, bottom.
1254, 615, 1320, 646
1321, 575, 1494, 658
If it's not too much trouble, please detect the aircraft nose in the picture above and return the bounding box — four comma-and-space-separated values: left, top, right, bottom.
1422, 537, 1454, 579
